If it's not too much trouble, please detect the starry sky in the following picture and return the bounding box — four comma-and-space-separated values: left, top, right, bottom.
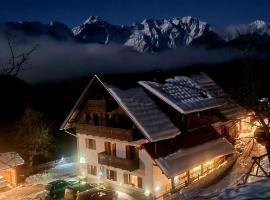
0, 0, 269, 28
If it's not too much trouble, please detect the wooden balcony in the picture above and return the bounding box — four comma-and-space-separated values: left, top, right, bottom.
98, 152, 139, 171
76, 123, 136, 141
87, 100, 107, 112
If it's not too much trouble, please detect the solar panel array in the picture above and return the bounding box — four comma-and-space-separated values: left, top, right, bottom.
140, 76, 222, 114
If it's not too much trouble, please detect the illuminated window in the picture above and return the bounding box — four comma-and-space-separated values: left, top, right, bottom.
86, 139, 96, 150
203, 160, 214, 174
87, 165, 97, 175
174, 172, 188, 187
189, 165, 202, 182
123, 174, 142, 188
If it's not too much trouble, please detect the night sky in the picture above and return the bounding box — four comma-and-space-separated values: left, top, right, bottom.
0, 0, 269, 28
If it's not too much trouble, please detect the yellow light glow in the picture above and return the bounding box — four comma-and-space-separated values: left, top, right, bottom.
80, 156, 86, 164
204, 160, 214, 166
144, 190, 150, 196
192, 165, 201, 172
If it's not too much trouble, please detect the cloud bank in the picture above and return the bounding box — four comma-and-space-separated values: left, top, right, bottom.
0, 35, 240, 82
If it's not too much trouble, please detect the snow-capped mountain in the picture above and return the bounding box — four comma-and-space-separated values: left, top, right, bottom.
0, 16, 270, 52
73, 16, 210, 51
73, 16, 131, 44
213, 20, 270, 41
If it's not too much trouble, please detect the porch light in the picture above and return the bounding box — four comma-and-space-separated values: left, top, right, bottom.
144, 189, 150, 196
80, 156, 86, 164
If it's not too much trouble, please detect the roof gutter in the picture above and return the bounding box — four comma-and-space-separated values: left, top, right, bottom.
62, 128, 77, 138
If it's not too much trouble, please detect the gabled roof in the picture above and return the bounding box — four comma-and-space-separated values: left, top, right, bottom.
139, 76, 223, 114
61, 75, 180, 142
60, 77, 95, 130
106, 85, 180, 142
0, 152, 24, 170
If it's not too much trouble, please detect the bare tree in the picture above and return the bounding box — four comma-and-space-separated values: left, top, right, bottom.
1, 32, 38, 76
14, 106, 53, 171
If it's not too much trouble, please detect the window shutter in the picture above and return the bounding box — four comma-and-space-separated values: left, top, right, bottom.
138, 177, 142, 188
112, 143, 116, 156
93, 166, 97, 175
126, 146, 131, 159
93, 140, 96, 150
106, 169, 109, 179
123, 173, 129, 184
114, 171, 117, 181
85, 139, 89, 148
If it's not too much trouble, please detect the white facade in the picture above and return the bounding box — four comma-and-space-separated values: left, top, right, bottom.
77, 133, 166, 197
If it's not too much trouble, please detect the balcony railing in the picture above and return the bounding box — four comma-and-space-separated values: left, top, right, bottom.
76, 123, 136, 141
98, 152, 139, 171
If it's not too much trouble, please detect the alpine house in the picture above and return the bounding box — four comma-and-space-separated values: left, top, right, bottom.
60, 72, 248, 199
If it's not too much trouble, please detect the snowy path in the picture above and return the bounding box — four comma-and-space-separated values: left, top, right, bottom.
196, 132, 266, 197
0, 184, 45, 200
192, 178, 270, 200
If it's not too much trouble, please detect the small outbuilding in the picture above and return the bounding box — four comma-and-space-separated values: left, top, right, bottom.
0, 152, 24, 187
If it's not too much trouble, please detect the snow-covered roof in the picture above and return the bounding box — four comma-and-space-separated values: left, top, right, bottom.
139, 76, 223, 114
0, 152, 24, 170
105, 85, 180, 142
191, 73, 247, 120
155, 138, 235, 178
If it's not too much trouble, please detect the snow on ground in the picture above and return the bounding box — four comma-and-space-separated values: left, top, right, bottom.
26, 162, 79, 185
196, 128, 266, 197
189, 127, 270, 200
192, 178, 270, 200
0, 184, 45, 200
0, 161, 78, 200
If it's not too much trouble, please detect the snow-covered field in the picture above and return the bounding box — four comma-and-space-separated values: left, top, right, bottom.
193, 178, 270, 200
0, 162, 78, 200
26, 162, 78, 185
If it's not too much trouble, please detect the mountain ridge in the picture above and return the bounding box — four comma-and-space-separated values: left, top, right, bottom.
0, 16, 270, 52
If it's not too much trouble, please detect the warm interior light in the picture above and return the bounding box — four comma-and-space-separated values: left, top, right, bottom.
130, 175, 139, 187
204, 160, 214, 166
155, 186, 160, 192
192, 165, 201, 172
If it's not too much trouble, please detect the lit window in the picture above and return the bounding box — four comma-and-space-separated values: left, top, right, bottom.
203, 160, 214, 174
123, 174, 142, 188
174, 172, 188, 186
189, 165, 202, 182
